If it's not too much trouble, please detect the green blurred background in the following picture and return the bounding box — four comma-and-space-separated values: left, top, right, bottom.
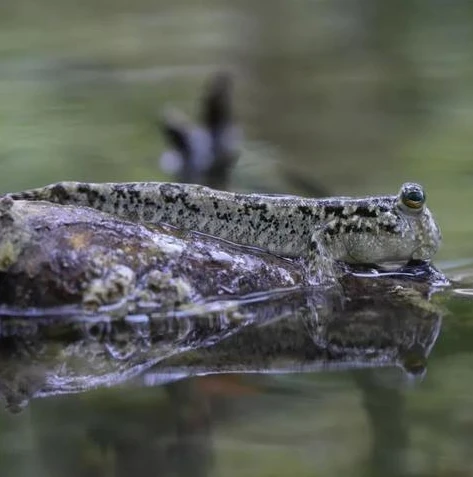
1, 0, 472, 261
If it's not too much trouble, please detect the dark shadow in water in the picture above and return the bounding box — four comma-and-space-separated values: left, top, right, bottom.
355, 369, 409, 477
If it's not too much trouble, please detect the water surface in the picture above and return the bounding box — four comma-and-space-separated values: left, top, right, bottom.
0, 262, 471, 477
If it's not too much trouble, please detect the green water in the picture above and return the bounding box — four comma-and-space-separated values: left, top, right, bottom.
1, 0, 473, 475
0, 273, 472, 477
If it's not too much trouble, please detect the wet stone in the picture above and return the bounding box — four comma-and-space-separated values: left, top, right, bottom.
0, 199, 305, 311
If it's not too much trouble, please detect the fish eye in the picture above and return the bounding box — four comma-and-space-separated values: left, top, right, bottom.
399, 183, 426, 211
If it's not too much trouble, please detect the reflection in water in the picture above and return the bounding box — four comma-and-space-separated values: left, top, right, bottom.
0, 271, 443, 409
0, 270, 445, 477
355, 370, 409, 477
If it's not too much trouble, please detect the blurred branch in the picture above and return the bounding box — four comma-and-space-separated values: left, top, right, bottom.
158, 72, 240, 190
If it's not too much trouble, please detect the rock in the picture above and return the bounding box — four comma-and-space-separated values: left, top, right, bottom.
0, 199, 305, 311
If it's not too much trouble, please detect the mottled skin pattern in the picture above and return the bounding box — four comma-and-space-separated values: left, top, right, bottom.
5, 181, 441, 267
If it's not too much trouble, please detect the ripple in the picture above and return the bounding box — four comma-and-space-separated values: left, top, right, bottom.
452, 288, 473, 297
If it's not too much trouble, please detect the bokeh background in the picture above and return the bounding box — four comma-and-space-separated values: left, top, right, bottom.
1, 1, 473, 476
1, 0, 472, 261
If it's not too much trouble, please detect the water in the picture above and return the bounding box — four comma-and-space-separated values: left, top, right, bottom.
1, 0, 473, 476
0, 265, 470, 477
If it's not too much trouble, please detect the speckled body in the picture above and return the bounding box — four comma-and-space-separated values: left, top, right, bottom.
5, 181, 442, 266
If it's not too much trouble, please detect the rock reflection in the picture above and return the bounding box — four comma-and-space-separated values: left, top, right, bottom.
0, 271, 444, 410
0, 272, 445, 477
